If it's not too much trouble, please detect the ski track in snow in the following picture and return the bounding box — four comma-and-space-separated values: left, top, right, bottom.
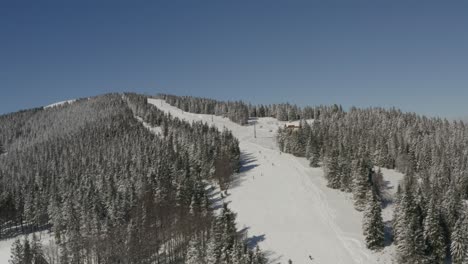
149, 98, 403, 264
134, 116, 162, 136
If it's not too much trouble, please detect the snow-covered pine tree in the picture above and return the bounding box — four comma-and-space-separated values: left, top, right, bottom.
325, 149, 340, 189
186, 236, 204, 264
353, 159, 371, 211
230, 241, 244, 264
392, 184, 403, 245
338, 151, 352, 192
423, 197, 446, 263
276, 105, 288, 121
442, 182, 463, 234
306, 136, 321, 168
363, 188, 385, 250
9, 239, 24, 264
205, 234, 218, 264
451, 211, 468, 264
396, 179, 427, 264
30, 234, 47, 264
309, 149, 320, 168
252, 245, 267, 264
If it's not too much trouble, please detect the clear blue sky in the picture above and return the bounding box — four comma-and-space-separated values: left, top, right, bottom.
1, 0, 467, 118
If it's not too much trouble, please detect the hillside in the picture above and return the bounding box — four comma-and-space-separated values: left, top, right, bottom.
0, 94, 263, 264
149, 98, 405, 263
1, 94, 467, 264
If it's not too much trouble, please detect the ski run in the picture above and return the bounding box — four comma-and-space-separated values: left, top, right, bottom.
148, 98, 404, 264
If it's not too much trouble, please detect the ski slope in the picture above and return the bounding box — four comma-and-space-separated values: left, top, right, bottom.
44, 99, 76, 109
149, 98, 403, 264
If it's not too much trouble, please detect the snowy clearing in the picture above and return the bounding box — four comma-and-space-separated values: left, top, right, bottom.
149, 98, 403, 264
0, 231, 54, 263
44, 99, 76, 109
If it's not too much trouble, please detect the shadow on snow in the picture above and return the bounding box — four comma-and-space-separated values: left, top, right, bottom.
229, 151, 259, 189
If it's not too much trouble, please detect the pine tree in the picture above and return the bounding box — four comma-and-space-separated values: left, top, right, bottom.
392, 185, 403, 246
423, 197, 446, 263
230, 241, 244, 264
205, 235, 218, 264
451, 212, 468, 264
288, 106, 298, 121
353, 159, 371, 211
252, 245, 267, 264
30, 234, 47, 264
309, 150, 320, 168
9, 239, 24, 264
363, 189, 385, 250
306, 136, 320, 167
22, 237, 33, 264
339, 154, 352, 192
276, 106, 288, 121
442, 182, 463, 234
0, 142, 5, 155
325, 150, 340, 189
186, 236, 203, 264
396, 180, 427, 264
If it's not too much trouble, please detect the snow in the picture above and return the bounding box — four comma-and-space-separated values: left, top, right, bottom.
0, 98, 404, 263
284, 119, 315, 127
149, 98, 402, 264
379, 168, 404, 222
0, 239, 12, 262
134, 116, 162, 136
0, 231, 53, 263
44, 99, 76, 109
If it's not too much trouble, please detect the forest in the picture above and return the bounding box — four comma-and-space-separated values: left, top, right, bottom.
0, 93, 266, 264
276, 106, 468, 263
158, 94, 330, 125
160, 94, 468, 264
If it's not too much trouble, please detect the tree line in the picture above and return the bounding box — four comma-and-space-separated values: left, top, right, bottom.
158, 94, 340, 124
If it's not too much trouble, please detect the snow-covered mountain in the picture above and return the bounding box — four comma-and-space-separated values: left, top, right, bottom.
148, 98, 404, 264
2, 94, 465, 264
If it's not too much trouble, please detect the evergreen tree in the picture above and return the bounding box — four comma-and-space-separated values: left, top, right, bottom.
252, 245, 267, 264
9, 239, 24, 264
338, 154, 352, 192
423, 197, 446, 263
325, 150, 340, 189
353, 159, 371, 211
363, 189, 385, 250
186, 236, 203, 264
396, 181, 427, 264
205, 235, 218, 264
307, 137, 321, 168
451, 212, 468, 264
